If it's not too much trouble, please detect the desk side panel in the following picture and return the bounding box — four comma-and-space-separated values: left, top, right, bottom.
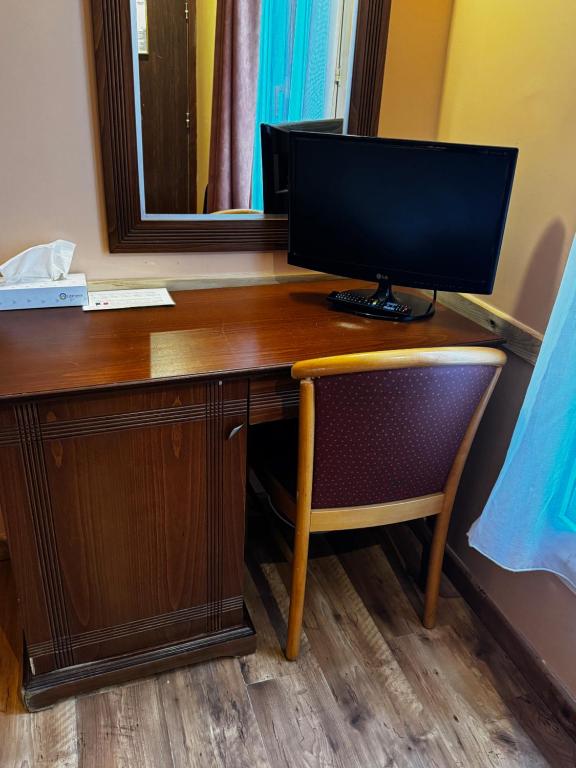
0, 406, 58, 675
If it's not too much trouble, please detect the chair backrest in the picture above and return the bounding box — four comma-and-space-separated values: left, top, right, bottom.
292, 347, 506, 510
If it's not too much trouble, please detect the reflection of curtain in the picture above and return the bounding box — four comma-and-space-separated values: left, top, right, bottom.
207, 0, 261, 212
251, 0, 337, 210
469, 236, 576, 589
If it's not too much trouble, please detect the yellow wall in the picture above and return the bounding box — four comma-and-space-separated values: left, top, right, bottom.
379, 0, 454, 140
196, 1, 217, 212
438, 0, 576, 334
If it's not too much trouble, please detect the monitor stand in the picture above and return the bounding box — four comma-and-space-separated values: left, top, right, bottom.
327, 276, 436, 321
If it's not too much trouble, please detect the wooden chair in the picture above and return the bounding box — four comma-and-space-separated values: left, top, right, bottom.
252, 346, 506, 660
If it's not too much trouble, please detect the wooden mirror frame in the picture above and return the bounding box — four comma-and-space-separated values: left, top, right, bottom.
91, 0, 392, 253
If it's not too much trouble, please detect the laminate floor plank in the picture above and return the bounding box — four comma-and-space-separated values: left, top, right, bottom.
158, 658, 269, 768
76, 678, 174, 768
400, 625, 517, 723
388, 630, 550, 768
31, 700, 79, 768
248, 670, 366, 768
433, 612, 529, 706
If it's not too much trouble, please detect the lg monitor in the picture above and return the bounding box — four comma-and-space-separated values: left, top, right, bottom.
288, 133, 518, 320
261, 119, 344, 214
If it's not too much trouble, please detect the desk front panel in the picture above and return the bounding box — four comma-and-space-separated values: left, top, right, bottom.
0, 379, 249, 678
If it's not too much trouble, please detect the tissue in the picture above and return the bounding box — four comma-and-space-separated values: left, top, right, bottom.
0, 240, 76, 282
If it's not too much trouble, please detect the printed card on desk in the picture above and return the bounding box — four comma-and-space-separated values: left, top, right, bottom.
83, 288, 175, 311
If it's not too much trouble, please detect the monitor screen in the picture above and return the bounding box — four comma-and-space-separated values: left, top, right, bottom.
288, 133, 517, 294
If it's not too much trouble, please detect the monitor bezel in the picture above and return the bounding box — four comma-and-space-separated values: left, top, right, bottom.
288, 132, 518, 295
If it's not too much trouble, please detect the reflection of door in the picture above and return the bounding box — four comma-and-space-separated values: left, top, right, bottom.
139, 0, 197, 213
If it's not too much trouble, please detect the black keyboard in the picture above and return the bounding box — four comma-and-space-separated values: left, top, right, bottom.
328, 290, 412, 319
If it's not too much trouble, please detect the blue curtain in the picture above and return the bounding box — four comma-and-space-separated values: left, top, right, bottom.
469, 236, 576, 589
251, 0, 336, 210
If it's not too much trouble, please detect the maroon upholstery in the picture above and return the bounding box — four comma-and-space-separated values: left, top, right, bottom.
311, 365, 494, 509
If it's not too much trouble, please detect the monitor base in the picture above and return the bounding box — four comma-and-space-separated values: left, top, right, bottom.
327, 278, 436, 322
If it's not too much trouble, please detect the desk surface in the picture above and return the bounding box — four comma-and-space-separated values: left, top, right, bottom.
0, 279, 503, 400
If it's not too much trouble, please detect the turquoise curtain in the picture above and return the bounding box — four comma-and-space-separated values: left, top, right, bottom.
251, 0, 337, 210
469, 236, 576, 589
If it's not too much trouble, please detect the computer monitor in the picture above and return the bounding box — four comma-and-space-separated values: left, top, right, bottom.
261, 119, 344, 214
288, 132, 517, 321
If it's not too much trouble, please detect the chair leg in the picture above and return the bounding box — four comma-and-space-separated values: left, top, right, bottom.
286, 522, 310, 661
423, 510, 451, 629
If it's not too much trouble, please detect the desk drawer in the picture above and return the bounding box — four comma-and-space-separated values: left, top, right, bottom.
249, 376, 300, 424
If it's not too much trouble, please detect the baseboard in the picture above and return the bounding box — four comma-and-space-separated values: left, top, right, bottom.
441, 542, 576, 742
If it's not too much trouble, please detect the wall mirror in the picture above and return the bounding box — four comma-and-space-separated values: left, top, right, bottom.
91, 1, 391, 252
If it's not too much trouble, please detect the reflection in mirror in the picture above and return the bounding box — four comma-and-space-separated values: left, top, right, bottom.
131, 1, 358, 217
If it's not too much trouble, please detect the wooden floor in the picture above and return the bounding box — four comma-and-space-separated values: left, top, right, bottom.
1, 509, 574, 767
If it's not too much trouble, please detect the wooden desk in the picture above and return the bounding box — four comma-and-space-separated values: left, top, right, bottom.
0, 279, 502, 709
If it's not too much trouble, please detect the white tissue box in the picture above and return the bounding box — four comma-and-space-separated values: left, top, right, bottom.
0, 273, 88, 311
